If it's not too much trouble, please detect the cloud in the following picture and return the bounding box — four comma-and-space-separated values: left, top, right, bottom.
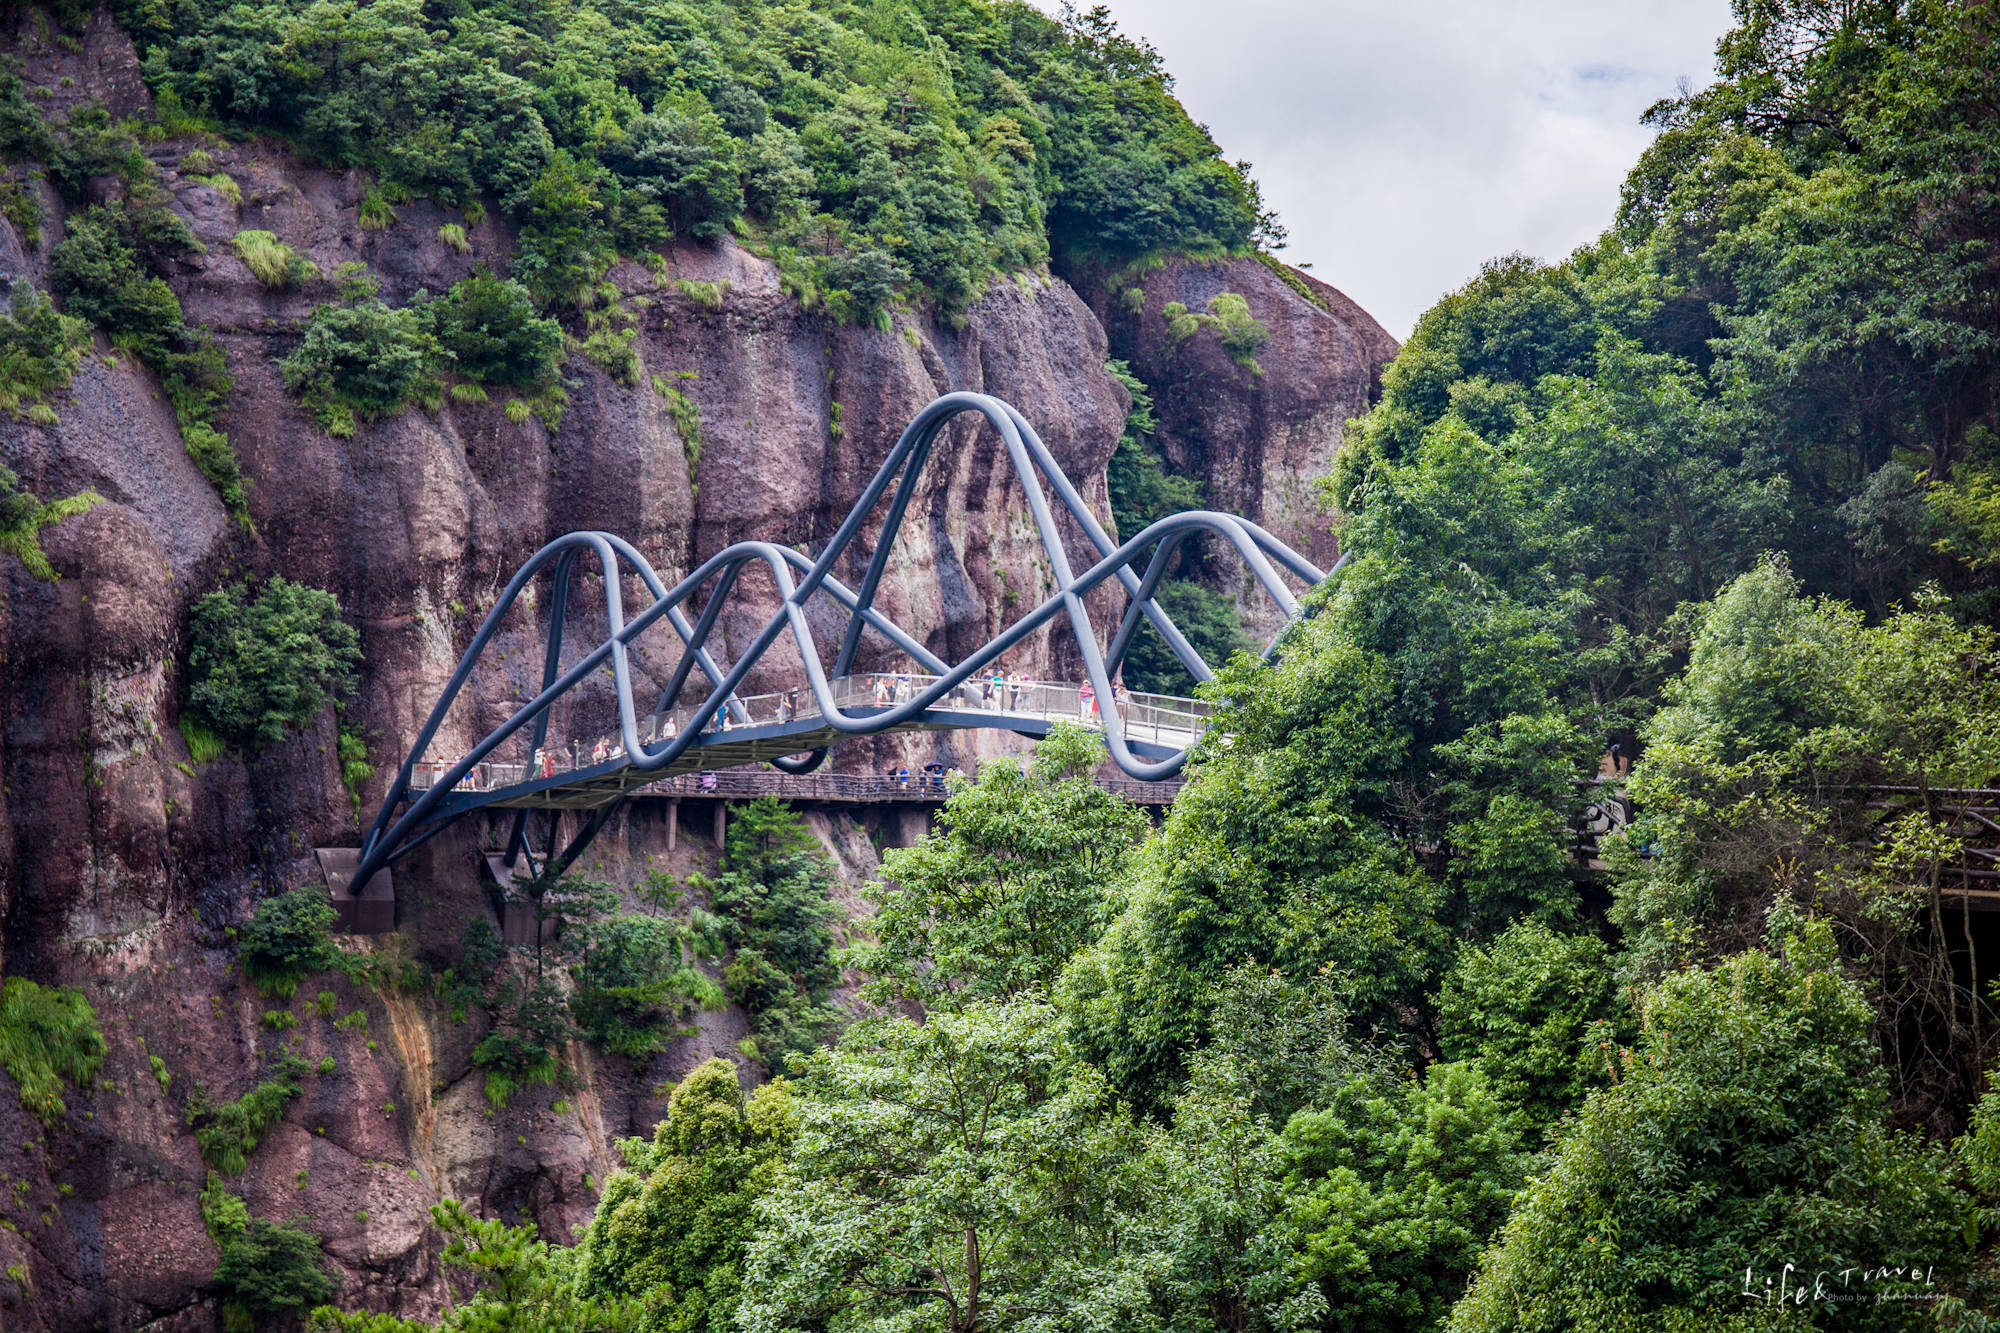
1073, 0, 1732, 338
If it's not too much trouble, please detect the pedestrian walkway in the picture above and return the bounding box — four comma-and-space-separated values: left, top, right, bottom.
408, 671, 1209, 810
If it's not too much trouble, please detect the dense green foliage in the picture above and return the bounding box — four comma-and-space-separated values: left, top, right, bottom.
214, 1216, 339, 1331
236, 887, 340, 998
0, 978, 107, 1127
112, 0, 1271, 313
1611, 557, 2000, 1120
427, 271, 567, 387
854, 723, 1145, 1004
280, 271, 564, 433
739, 998, 1146, 1333
1450, 920, 1960, 1332
282, 297, 438, 434
1437, 921, 1629, 1127
575, 1059, 796, 1333
571, 911, 726, 1057
695, 798, 843, 1072
0, 281, 89, 422
185, 577, 362, 751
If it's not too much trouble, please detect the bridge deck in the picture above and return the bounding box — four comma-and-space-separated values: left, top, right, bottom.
408, 677, 1206, 816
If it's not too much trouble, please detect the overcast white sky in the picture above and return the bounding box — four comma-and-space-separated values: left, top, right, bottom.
1080, 0, 1734, 339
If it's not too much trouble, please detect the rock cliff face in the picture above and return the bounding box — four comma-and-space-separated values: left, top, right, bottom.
0, 10, 1394, 1329
1072, 256, 1399, 641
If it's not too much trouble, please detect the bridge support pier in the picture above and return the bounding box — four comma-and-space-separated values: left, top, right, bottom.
664, 799, 678, 852
714, 802, 726, 847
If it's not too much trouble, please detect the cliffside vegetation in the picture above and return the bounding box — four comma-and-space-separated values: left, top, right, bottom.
0, 978, 106, 1127
1105, 359, 1247, 694
184, 577, 362, 753
111, 0, 1275, 313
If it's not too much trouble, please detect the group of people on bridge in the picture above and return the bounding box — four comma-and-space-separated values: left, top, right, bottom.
410, 669, 1137, 794
870, 668, 1128, 722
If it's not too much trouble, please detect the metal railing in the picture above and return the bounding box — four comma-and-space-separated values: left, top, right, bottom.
407, 673, 1212, 792
628, 767, 1186, 805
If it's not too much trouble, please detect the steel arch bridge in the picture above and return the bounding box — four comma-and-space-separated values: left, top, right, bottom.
321, 392, 1335, 931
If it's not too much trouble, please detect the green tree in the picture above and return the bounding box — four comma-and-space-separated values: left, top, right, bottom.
1609, 559, 2000, 1118
1437, 921, 1630, 1129
737, 1001, 1146, 1333
603, 107, 741, 246
1448, 918, 1966, 1333
282, 299, 438, 431
1284, 1060, 1531, 1333
695, 798, 842, 1073
1062, 610, 1453, 1108
1129, 1049, 1317, 1333
515, 150, 612, 307
312, 1198, 640, 1332
571, 914, 725, 1059
427, 271, 565, 388
214, 1218, 338, 1331
472, 975, 573, 1110
574, 1059, 795, 1333
854, 724, 1145, 1006
185, 577, 362, 751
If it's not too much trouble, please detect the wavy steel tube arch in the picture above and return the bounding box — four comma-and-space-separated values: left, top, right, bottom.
347, 392, 1336, 896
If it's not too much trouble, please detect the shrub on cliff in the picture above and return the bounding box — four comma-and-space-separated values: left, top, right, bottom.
231, 229, 317, 289
570, 913, 725, 1059
189, 1051, 313, 1174
0, 461, 101, 582
235, 888, 339, 998
1162, 292, 1271, 374
473, 976, 573, 1109
213, 1216, 338, 1331
0, 282, 89, 421
185, 577, 361, 752
426, 271, 564, 389
0, 977, 107, 1127
281, 298, 438, 435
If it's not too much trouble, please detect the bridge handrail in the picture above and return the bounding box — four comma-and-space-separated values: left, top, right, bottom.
408, 674, 1213, 790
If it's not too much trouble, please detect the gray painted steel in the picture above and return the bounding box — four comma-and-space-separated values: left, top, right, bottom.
330, 393, 1338, 927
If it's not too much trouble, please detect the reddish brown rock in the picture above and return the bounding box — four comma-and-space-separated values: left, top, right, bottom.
1074, 254, 1398, 636
0, 15, 1393, 1330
